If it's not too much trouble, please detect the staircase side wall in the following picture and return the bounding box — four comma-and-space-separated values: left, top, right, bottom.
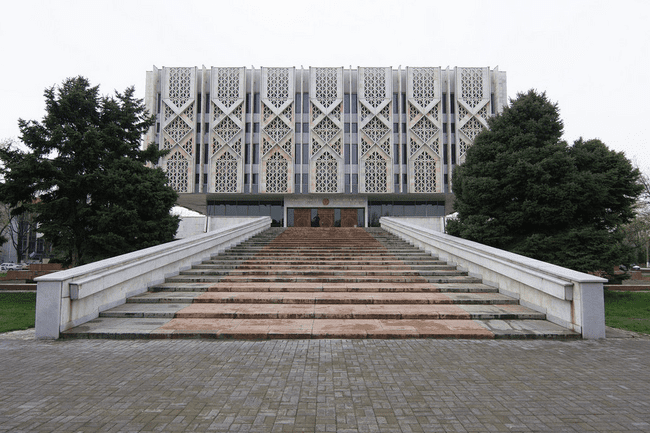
35, 217, 271, 339
380, 217, 607, 339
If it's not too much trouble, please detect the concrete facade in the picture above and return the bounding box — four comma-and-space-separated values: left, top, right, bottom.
145, 66, 506, 226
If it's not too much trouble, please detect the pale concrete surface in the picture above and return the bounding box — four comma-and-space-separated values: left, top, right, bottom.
1, 329, 649, 432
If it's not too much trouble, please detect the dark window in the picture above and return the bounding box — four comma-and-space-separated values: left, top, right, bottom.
254, 93, 260, 114
197, 93, 201, 113
253, 143, 259, 164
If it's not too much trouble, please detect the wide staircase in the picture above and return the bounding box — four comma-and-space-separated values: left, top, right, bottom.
62, 227, 579, 339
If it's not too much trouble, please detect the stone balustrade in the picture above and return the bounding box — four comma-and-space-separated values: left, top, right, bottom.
380, 217, 607, 339
35, 217, 271, 339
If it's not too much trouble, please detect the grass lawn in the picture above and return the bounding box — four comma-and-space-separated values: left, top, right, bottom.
604, 290, 650, 335
0, 292, 36, 333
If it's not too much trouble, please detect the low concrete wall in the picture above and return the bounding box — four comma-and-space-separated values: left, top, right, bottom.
176, 216, 266, 239
380, 217, 607, 339
35, 217, 271, 339
393, 217, 445, 233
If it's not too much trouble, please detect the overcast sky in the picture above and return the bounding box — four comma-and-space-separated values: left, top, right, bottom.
2, 0, 649, 174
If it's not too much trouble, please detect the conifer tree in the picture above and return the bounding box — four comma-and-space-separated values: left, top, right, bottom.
0, 77, 179, 266
448, 90, 643, 274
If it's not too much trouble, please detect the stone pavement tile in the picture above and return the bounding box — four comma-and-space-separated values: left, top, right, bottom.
3, 338, 650, 432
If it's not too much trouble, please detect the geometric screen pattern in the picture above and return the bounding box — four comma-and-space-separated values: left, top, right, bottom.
407, 67, 442, 192
261, 67, 293, 193
210, 67, 245, 193
359, 67, 391, 193
456, 67, 490, 160
161, 67, 195, 193
310, 67, 343, 193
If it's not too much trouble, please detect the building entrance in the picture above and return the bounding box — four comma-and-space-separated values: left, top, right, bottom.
289, 208, 364, 227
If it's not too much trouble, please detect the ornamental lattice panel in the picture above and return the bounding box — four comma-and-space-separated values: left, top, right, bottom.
359, 67, 392, 193
210, 67, 245, 193
309, 67, 343, 193
260, 67, 294, 193
407, 67, 442, 193
161, 67, 196, 193
456, 67, 491, 163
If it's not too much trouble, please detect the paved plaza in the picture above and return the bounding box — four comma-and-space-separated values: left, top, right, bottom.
0, 330, 649, 432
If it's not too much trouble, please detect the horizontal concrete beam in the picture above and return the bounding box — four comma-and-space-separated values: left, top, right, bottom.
380, 217, 607, 339
35, 217, 271, 339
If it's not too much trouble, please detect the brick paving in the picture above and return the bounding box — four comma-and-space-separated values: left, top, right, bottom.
1, 330, 649, 432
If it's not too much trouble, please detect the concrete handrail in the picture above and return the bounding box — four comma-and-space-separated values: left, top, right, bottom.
35, 216, 271, 339
380, 217, 607, 339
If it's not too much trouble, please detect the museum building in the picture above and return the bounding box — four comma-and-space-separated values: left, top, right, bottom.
144, 66, 507, 227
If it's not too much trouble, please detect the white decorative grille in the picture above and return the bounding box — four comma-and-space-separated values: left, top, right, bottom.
168, 67, 193, 107
457, 104, 470, 123
361, 137, 372, 157
411, 116, 439, 144
411, 67, 437, 108
212, 136, 224, 155
214, 151, 238, 193
460, 116, 485, 142
408, 102, 419, 123
166, 150, 190, 193
459, 137, 470, 157
360, 104, 372, 122
330, 103, 341, 121
263, 103, 275, 122
315, 151, 338, 193
362, 117, 390, 144
311, 103, 323, 123
460, 68, 484, 109
265, 151, 289, 193
330, 137, 342, 157
364, 151, 388, 193
363, 68, 387, 109
165, 116, 191, 144
409, 137, 421, 157
311, 137, 323, 156
164, 104, 175, 122
230, 138, 241, 157
313, 116, 340, 144
266, 68, 290, 109
315, 68, 338, 109
413, 151, 437, 193
181, 136, 193, 156
215, 68, 241, 108
212, 102, 224, 122
262, 138, 274, 157
264, 117, 291, 144
181, 104, 194, 122
214, 116, 240, 143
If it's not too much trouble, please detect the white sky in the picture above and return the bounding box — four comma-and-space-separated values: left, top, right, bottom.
2, 0, 649, 174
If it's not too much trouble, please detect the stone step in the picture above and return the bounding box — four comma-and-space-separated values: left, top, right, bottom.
59, 226, 580, 340
61, 317, 579, 340
150, 281, 499, 293
178, 268, 463, 277
128, 291, 519, 305
99, 302, 546, 320
193, 263, 456, 271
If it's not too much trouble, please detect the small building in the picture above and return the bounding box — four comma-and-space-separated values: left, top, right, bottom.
144, 66, 507, 227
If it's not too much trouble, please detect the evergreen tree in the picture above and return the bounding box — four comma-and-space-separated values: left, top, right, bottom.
0, 77, 179, 266
448, 90, 643, 274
